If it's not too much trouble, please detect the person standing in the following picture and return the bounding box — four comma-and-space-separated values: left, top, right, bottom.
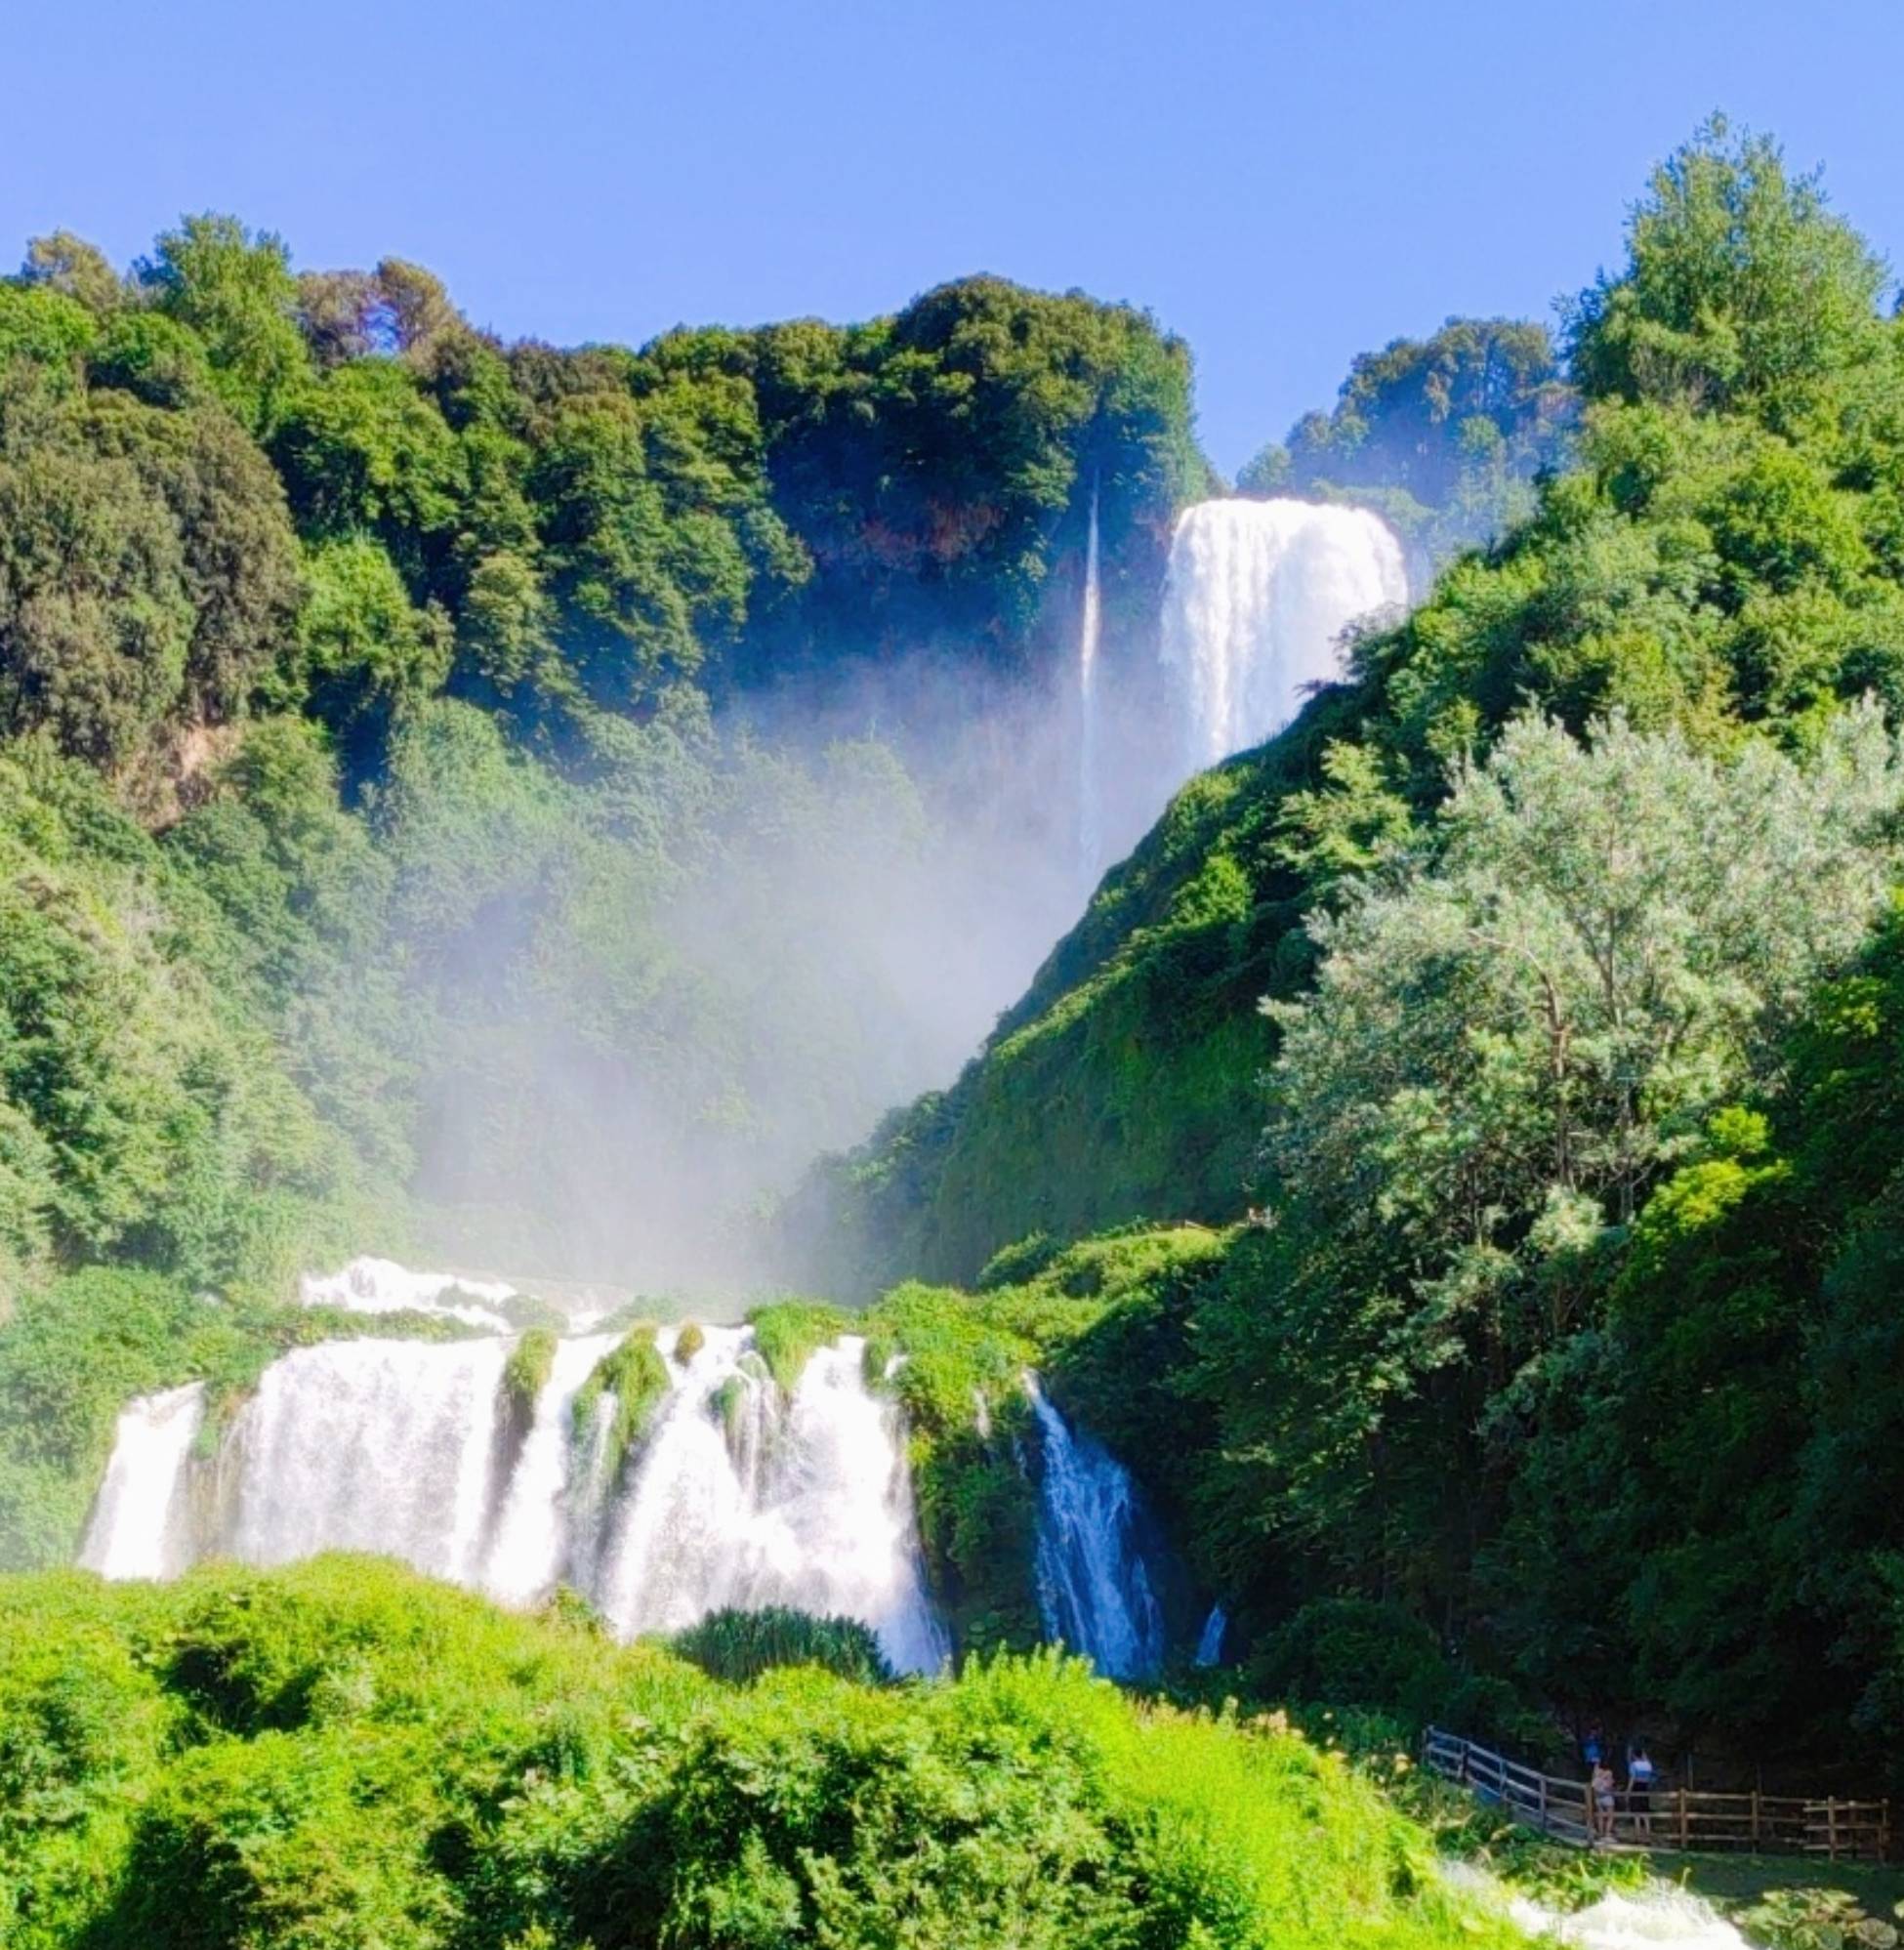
1627, 1743, 1656, 1841
1592, 1759, 1617, 1844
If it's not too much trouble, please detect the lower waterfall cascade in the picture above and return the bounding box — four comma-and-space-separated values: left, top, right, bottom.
79, 1296, 949, 1674
76, 1264, 1181, 1680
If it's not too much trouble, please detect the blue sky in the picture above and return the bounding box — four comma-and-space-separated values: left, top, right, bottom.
7, 0, 1902, 472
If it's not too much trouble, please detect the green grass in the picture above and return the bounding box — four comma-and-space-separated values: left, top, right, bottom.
499, 1326, 558, 1421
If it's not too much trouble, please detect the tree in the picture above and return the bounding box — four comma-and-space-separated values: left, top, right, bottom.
1566, 117, 1889, 429
1264, 707, 1903, 1314
1252, 318, 1574, 565
294, 536, 450, 752
82, 394, 302, 723
18, 231, 121, 314
137, 216, 311, 435
0, 423, 192, 763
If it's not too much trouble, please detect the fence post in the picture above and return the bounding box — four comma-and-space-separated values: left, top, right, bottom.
1828, 1798, 1839, 1862
1538, 1772, 1549, 1836
1677, 1787, 1689, 1851
1751, 1789, 1760, 1853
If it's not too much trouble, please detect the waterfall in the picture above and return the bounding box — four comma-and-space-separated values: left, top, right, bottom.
79, 1383, 206, 1580
1193, 1601, 1227, 1667
1077, 477, 1104, 875
482, 1331, 620, 1606
227, 1337, 510, 1585
598, 1329, 946, 1673
79, 1301, 945, 1676
1026, 1377, 1167, 1680
1442, 1862, 1748, 1950
1159, 498, 1407, 771
300, 1254, 518, 1331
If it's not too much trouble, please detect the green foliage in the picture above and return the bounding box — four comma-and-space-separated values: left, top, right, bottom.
0, 1556, 1519, 1950
746, 1299, 850, 1393
810, 121, 1904, 1774
501, 1327, 557, 1421
853, 1228, 1221, 1653
1251, 1599, 1452, 1719
670, 1605, 894, 1685
136, 215, 311, 436
570, 1327, 670, 1482
0, 740, 366, 1293
1250, 316, 1575, 566
1737, 1887, 1904, 1950
1566, 117, 1889, 431
298, 533, 451, 744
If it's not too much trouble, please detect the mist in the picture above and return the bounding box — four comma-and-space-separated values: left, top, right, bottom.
390, 649, 1122, 1304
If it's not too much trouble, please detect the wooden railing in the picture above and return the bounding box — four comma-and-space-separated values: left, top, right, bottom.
1423, 1728, 1891, 1861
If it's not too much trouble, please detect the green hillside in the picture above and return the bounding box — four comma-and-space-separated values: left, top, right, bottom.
806, 122, 1904, 1780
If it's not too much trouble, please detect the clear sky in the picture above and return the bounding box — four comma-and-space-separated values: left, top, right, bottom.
7, 0, 1902, 473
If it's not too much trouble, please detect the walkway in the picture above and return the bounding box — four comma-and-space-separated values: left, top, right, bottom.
1423, 1728, 1889, 1861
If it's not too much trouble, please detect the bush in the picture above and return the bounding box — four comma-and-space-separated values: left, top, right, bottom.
0, 1556, 1523, 1950
746, 1300, 849, 1394
1247, 1598, 1459, 1724
670, 1606, 893, 1686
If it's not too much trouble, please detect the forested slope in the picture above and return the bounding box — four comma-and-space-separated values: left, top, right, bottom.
0, 228, 1205, 1312
812, 123, 1904, 1775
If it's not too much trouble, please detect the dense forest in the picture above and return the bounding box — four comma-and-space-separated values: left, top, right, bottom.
11, 110, 1904, 1949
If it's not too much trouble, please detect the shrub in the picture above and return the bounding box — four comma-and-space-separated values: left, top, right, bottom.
746, 1301, 849, 1394
0, 1557, 1525, 1950
670, 1606, 893, 1686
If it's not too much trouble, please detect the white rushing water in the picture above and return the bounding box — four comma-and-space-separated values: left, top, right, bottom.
81, 1301, 947, 1674
1444, 1860, 1750, 1950
228, 1336, 511, 1584
1517, 1889, 1751, 1950
598, 1328, 945, 1672
1077, 477, 1105, 875
1159, 497, 1407, 771
1027, 1376, 1167, 1680
79, 1382, 207, 1580
300, 1255, 519, 1332
483, 1331, 621, 1606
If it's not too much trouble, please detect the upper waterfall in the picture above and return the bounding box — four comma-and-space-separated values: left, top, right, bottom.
1159, 497, 1407, 770
1076, 477, 1104, 876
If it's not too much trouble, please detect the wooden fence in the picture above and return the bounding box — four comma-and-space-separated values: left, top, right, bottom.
1423, 1728, 1891, 1861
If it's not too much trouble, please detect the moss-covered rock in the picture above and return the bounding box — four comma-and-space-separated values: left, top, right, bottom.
570, 1327, 671, 1484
